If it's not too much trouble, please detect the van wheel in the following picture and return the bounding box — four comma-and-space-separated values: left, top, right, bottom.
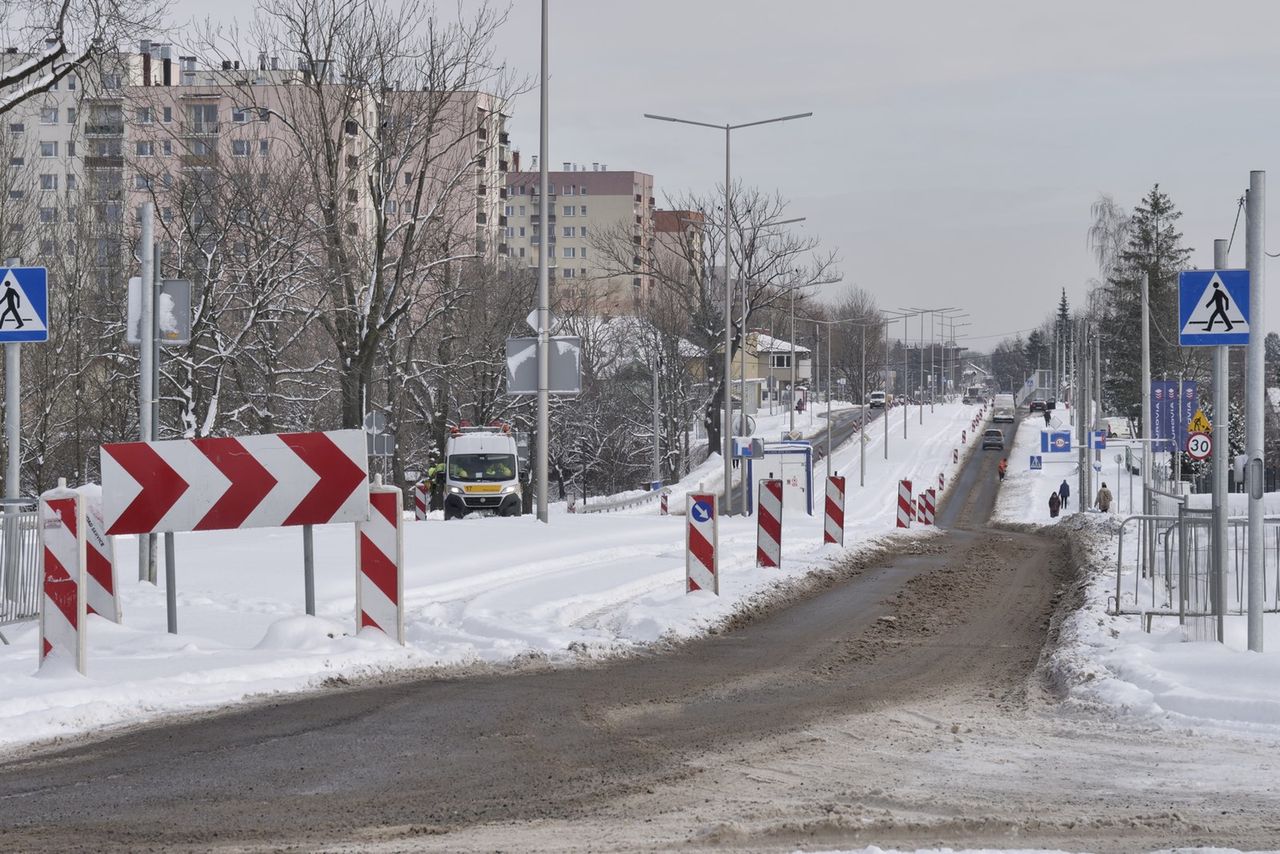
444, 506, 460, 521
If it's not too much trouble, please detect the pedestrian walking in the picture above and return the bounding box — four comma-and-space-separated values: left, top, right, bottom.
1048, 490, 1061, 518
997, 458, 1007, 481
1095, 482, 1113, 513
1058, 479, 1070, 509
1043, 409, 1051, 427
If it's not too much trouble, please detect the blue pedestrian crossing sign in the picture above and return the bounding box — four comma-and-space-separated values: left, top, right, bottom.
1179, 269, 1249, 346
0, 267, 48, 343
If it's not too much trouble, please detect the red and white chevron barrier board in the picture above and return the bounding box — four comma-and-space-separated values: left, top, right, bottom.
926, 488, 938, 525
938, 472, 945, 492
917, 495, 927, 525
756, 479, 783, 568
659, 491, 669, 516
953, 448, 959, 464
897, 479, 913, 528
686, 492, 718, 594
39, 482, 87, 674
412, 482, 428, 521
962, 429, 967, 444
101, 429, 368, 535
78, 486, 120, 623
356, 482, 404, 644
824, 476, 846, 546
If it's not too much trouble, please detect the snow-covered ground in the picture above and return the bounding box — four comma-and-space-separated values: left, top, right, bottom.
0, 401, 983, 752
996, 413, 1280, 735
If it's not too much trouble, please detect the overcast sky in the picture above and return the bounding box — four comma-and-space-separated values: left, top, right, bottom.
179, 0, 1280, 348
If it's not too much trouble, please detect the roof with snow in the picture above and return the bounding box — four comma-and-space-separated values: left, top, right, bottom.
748, 331, 809, 355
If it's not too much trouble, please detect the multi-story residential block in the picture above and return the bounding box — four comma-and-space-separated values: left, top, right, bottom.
504, 162, 654, 314
1, 41, 510, 288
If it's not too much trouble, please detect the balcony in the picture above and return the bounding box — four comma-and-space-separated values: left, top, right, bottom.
498, 187, 508, 199
498, 215, 507, 227
185, 122, 221, 136
498, 131, 509, 145
84, 155, 125, 169
530, 213, 556, 225
498, 242, 508, 255
476, 184, 487, 195
498, 160, 508, 172
476, 212, 487, 225
477, 126, 488, 140
634, 194, 642, 203
85, 123, 124, 136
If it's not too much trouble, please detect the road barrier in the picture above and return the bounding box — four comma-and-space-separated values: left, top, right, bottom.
923, 488, 937, 525
953, 448, 959, 464
356, 479, 404, 644
824, 476, 845, 546
0, 504, 42, 635
38, 480, 86, 674
686, 492, 718, 594
938, 472, 945, 493
80, 487, 120, 623
413, 482, 428, 521
897, 479, 913, 528
962, 429, 966, 444
756, 479, 783, 568
660, 491, 669, 516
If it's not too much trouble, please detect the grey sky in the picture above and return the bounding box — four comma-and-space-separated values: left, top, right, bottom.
177, 0, 1280, 347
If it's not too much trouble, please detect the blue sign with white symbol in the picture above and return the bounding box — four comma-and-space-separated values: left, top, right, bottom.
1030, 455, 1042, 471
1179, 269, 1249, 346
1089, 430, 1107, 450
0, 267, 48, 343
691, 499, 713, 523
1041, 430, 1072, 453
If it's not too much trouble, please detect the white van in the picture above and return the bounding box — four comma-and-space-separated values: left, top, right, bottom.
443, 427, 522, 519
993, 393, 1016, 423
868, 391, 886, 408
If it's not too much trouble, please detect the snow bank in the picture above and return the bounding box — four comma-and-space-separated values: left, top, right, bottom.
0, 402, 981, 752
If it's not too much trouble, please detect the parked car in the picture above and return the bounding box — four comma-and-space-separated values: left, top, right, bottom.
981, 428, 1004, 450
1028, 399, 1046, 412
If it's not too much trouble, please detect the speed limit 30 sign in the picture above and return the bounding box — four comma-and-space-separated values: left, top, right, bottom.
1186, 431, 1212, 461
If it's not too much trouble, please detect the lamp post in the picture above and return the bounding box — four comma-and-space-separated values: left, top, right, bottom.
644, 110, 812, 514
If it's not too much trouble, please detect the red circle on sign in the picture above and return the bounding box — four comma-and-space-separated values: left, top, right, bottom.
1186, 431, 1212, 461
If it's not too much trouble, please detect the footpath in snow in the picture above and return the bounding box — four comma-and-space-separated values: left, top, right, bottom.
0, 401, 984, 752
995, 411, 1280, 736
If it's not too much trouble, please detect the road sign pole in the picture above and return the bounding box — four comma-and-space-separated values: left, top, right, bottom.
1141, 271, 1154, 576
4, 341, 19, 588
139, 202, 155, 582
1213, 238, 1229, 644
303, 524, 315, 616
534, 0, 550, 524
1246, 171, 1265, 652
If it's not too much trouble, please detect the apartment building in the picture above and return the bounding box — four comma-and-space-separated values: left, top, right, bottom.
1, 41, 510, 287
504, 163, 654, 314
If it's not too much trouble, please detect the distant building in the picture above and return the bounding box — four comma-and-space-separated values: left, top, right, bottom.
505, 163, 654, 314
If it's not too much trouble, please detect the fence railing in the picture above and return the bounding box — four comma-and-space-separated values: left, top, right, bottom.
1112, 510, 1280, 641
0, 508, 42, 637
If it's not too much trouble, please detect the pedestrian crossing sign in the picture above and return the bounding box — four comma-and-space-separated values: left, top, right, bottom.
1179, 269, 1249, 346
0, 267, 48, 343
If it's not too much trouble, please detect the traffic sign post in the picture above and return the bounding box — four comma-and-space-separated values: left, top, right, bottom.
1179, 270, 1250, 347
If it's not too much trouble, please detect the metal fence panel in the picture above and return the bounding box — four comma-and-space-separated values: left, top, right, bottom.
0, 510, 42, 629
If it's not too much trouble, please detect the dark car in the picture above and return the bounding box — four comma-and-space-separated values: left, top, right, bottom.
1028, 399, 1046, 412
981, 428, 1004, 450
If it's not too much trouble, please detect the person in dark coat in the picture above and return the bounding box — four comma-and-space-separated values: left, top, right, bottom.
1048, 490, 1061, 518
1043, 409, 1051, 427
1058, 479, 1071, 509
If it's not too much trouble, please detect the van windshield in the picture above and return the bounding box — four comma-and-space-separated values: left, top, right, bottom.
449, 453, 516, 482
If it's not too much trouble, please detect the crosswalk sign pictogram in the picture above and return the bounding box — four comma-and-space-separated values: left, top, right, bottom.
1179, 270, 1249, 346
0, 267, 48, 343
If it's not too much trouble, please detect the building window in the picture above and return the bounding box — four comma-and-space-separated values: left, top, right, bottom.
162, 207, 173, 223
232, 107, 250, 123
347, 188, 357, 203
580, 185, 588, 196
563, 205, 574, 216
404, 171, 413, 186
39, 141, 57, 157
518, 205, 525, 216
563, 268, 575, 278
7, 190, 22, 200
7, 122, 23, 133
580, 225, 588, 237
258, 108, 270, 122
580, 246, 587, 258
162, 106, 173, 123
8, 156, 21, 167
102, 72, 122, 90
344, 119, 357, 135
136, 107, 153, 124
39, 107, 58, 125
564, 247, 575, 258
66, 175, 76, 190
67, 74, 76, 90
162, 140, 172, 156
385, 199, 397, 214
564, 184, 573, 195
39, 207, 57, 223
232, 139, 250, 156
580, 204, 587, 216
190, 139, 213, 156
505, 205, 513, 216
66, 107, 76, 124
135, 140, 155, 156
39, 174, 58, 191
39, 239, 55, 254
771, 354, 792, 369
259, 139, 270, 155
518, 247, 525, 258
188, 103, 218, 131
519, 226, 525, 237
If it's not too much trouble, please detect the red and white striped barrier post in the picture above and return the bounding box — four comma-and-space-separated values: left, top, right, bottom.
961, 429, 966, 444
756, 479, 783, 568
686, 492, 719, 594
659, 490, 669, 516
926, 487, 937, 525
938, 472, 945, 492
356, 478, 404, 644
897, 479, 913, 528
79, 486, 120, 623
412, 481, 428, 521
39, 479, 87, 674
953, 448, 959, 464
824, 475, 846, 546
917, 495, 926, 525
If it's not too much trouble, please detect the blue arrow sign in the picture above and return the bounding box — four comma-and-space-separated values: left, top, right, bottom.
691, 499, 713, 523
1179, 269, 1249, 346
0, 267, 48, 343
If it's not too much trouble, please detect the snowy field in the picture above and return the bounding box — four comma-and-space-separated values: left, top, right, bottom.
996, 414, 1280, 735
0, 402, 983, 752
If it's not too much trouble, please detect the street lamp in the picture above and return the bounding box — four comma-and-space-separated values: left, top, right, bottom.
903, 306, 955, 425
644, 110, 812, 514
